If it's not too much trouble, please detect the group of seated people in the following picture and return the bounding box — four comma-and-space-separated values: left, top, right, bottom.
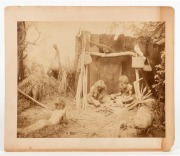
87, 75, 134, 107
18, 75, 133, 135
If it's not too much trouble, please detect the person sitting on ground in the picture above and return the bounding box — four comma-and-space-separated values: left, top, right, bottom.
87, 80, 107, 107
17, 98, 68, 134
111, 75, 134, 104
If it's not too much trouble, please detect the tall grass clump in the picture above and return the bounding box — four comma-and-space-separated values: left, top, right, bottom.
58, 58, 76, 97
18, 62, 59, 101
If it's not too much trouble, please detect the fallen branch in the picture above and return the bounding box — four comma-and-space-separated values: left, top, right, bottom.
18, 89, 49, 110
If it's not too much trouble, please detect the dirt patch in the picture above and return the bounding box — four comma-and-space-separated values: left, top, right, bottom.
17, 96, 165, 138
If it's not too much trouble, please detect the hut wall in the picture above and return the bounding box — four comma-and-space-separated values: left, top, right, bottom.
88, 55, 135, 94
75, 32, 137, 94
87, 33, 136, 94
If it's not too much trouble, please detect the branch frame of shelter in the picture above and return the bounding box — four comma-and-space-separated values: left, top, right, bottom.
5, 6, 174, 152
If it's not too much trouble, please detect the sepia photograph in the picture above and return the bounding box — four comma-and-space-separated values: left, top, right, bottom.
17, 21, 166, 138
4, 6, 174, 151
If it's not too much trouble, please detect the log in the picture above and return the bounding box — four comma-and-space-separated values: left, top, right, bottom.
87, 51, 136, 57
18, 89, 48, 110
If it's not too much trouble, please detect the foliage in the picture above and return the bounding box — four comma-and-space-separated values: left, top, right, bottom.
152, 51, 165, 124
107, 22, 123, 33
129, 22, 165, 41
130, 22, 166, 125
126, 21, 165, 126
126, 81, 153, 110
133, 79, 152, 101
18, 22, 42, 58
18, 22, 43, 82
139, 83, 152, 101
152, 51, 165, 102
107, 22, 165, 43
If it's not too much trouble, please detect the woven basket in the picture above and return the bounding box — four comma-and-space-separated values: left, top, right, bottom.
132, 56, 145, 68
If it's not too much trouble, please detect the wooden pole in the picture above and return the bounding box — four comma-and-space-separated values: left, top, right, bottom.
75, 68, 83, 110
81, 31, 89, 111
135, 69, 141, 100
75, 30, 86, 110
18, 89, 49, 110
84, 65, 88, 111
82, 65, 86, 110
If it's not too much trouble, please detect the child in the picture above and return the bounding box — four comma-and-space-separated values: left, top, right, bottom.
111, 75, 134, 104
87, 80, 107, 107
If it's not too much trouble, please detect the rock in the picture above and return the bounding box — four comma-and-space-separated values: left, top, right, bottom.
133, 106, 153, 129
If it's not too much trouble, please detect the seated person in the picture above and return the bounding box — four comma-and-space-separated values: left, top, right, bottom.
87, 80, 107, 107
111, 75, 134, 104
17, 98, 68, 134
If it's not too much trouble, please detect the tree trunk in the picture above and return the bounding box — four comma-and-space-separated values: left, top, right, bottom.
17, 21, 26, 82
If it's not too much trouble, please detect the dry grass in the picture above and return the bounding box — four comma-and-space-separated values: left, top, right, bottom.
17, 63, 60, 115
17, 97, 165, 138
17, 94, 32, 114
58, 59, 76, 96
18, 63, 60, 100
19, 74, 59, 100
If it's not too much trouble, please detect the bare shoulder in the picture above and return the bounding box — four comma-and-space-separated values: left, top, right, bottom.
89, 85, 95, 94
127, 84, 133, 90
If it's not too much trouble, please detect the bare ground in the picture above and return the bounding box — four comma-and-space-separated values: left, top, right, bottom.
17, 96, 165, 138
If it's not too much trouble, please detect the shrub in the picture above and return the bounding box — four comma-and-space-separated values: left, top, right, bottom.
152, 51, 165, 124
